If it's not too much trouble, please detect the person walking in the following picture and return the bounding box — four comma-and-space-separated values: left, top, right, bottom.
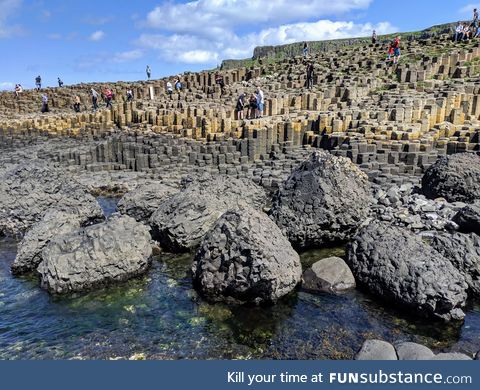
372, 30, 377, 44
256, 87, 264, 118
166, 80, 173, 95
393, 36, 401, 64
175, 78, 182, 92
35, 75, 42, 90
91, 88, 99, 110
146, 65, 151, 80
104, 88, 113, 108
73, 95, 81, 112
57, 77, 64, 87
306, 63, 314, 89
235, 93, 245, 120
41, 93, 49, 113
303, 41, 309, 58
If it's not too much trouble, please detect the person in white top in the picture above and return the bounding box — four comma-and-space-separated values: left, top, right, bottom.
166, 81, 173, 95
454, 23, 464, 42
256, 87, 264, 118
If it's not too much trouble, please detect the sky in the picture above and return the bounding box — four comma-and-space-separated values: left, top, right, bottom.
0, 0, 477, 90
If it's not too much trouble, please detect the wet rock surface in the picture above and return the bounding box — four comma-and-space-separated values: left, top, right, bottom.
270, 151, 371, 249
395, 342, 435, 360
37, 214, 152, 294
355, 339, 398, 360
192, 206, 301, 304
302, 256, 355, 293
346, 221, 468, 321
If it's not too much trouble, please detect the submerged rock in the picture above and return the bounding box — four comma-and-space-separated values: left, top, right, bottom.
270, 151, 371, 249
117, 182, 177, 222
302, 257, 355, 293
422, 153, 480, 203
346, 221, 468, 321
0, 161, 103, 236
192, 206, 301, 304
11, 211, 81, 275
430, 233, 480, 296
395, 342, 435, 360
355, 340, 397, 360
37, 215, 152, 294
149, 175, 267, 252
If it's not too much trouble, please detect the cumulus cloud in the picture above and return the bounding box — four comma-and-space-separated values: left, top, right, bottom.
89, 30, 105, 41
138, 19, 396, 65
0, 0, 23, 38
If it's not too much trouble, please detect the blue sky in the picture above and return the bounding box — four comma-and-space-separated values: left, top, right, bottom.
0, 0, 477, 90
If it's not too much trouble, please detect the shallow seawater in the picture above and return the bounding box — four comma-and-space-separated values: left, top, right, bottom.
0, 199, 479, 360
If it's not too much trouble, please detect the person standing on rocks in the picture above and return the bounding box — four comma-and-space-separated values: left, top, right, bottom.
235, 93, 245, 120
73, 95, 81, 112
372, 30, 377, 44
248, 93, 257, 119
306, 62, 314, 89
146, 65, 151, 80
57, 77, 64, 87
35, 75, 42, 90
393, 36, 401, 64
175, 78, 182, 92
166, 80, 173, 95
104, 88, 113, 108
256, 87, 264, 118
303, 41, 309, 57
14, 84, 23, 98
41, 93, 49, 113
126, 89, 134, 102
91, 88, 99, 110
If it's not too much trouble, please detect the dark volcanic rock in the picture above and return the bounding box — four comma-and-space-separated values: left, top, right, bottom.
11, 211, 81, 275
452, 203, 480, 235
430, 232, 480, 296
117, 182, 177, 222
422, 153, 480, 203
302, 257, 356, 293
0, 161, 103, 236
37, 214, 152, 294
149, 175, 267, 252
270, 151, 371, 249
346, 221, 468, 321
192, 206, 301, 304
355, 340, 397, 360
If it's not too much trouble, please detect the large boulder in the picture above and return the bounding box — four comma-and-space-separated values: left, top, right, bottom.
355, 340, 397, 360
395, 342, 435, 360
37, 214, 152, 294
302, 257, 355, 293
270, 151, 371, 249
0, 162, 103, 236
117, 182, 177, 222
192, 206, 302, 304
11, 211, 81, 275
346, 221, 468, 321
430, 233, 480, 296
149, 175, 267, 252
422, 153, 480, 203
452, 203, 480, 235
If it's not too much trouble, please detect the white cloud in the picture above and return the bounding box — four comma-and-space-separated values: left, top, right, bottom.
0, 0, 23, 38
47, 33, 62, 40
459, 3, 480, 14
89, 30, 105, 41
138, 19, 396, 65
113, 49, 144, 63
0, 81, 14, 90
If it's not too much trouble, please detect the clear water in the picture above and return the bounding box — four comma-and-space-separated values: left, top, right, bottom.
0, 198, 479, 360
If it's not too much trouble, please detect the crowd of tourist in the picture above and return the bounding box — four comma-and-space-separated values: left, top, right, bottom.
235, 87, 264, 120
454, 9, 480, 42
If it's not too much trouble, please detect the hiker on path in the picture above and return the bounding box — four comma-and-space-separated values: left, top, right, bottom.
35, 75, 42, 90
303, 41, 309, 57
306, 63, 314, 89
73, 95, 81, 112
41, 94, 49, 113
126, 89, 134, 102
235, 93, 245, 120
393, 36, 401, 64
256, 87, 264, 118
91, 88, 99, 110
146, 65, 151, 80
104, 88, 113, 108
57, 77, 64, 87
372, 30, 377, 44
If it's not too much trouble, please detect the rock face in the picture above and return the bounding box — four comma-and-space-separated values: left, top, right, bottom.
355, 340, 398, 360
302, 257, 355, 293
270, 151, 371, 249
452, 203, 480, 235
117, 182, 177, 222
0, 162, 103, 236
37, 215, 152, 294
395, 342, 435, 360
422, 153, 480, 203
346, 221, 468, 321
430, 233, 480, 296
11, 211, 81, 275
192, 206, 302, 304
149, 175, 267, 252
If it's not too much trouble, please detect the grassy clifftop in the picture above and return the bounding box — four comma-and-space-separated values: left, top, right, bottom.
221, 22, 457, 70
